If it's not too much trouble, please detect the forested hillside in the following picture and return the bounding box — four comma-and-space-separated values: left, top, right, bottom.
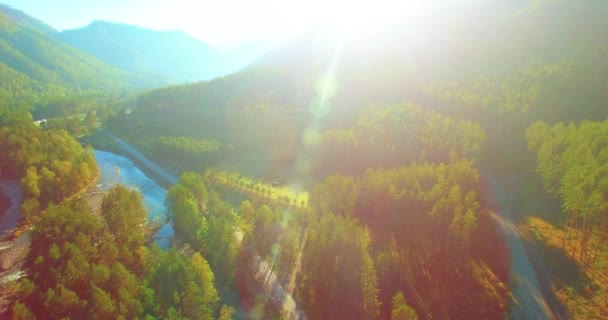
3, 0, 608, 319
0, 105, 234, 319
0, 3, 55, 34
102, 1, 608, 319
124, 1, 608, 176
0, 105, 98, 224
0, 5, 134, 106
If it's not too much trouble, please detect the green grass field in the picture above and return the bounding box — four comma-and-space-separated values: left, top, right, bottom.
204, 169, 309, 209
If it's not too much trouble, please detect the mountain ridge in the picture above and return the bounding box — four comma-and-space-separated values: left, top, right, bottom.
0, 3, 56, 34
58, 21, 235, 84
0, 5, 134, 105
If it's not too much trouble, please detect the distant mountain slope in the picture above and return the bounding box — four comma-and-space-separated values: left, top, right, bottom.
252, 0, 606, 79
0, 3, 56, 34
58, 21, 234, 83
0, 4, 133, 105
129, 0, 608, 138
250, 1, 538, 81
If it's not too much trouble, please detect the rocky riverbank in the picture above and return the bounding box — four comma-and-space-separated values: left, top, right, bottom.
0, 177, 101, 317
0, 179, 26, 316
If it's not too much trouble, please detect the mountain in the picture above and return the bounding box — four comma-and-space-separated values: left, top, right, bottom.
250, 1, 538, 80
58, 21, 237, 84
0, 4, 133, 105
243, 0, 608, 111
125, 0, 608, 171
0, 3, 55, 34
218, 41, 275, 73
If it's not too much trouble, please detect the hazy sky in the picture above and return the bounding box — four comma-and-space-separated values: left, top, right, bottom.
3, 0, 486, 47
2, 0, 330, 46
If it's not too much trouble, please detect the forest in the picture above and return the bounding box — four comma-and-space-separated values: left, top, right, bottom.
9, 185, 234, 320
0, 105, 98, 223
2, 1, 608, 319
115, 94, 510, 319
0, 104, 236, 319
526, 121, 608, 267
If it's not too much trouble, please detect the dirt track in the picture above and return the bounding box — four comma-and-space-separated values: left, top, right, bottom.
484, 175, 570, 320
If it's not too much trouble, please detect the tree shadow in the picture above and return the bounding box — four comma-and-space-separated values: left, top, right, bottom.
530, 239, 589, 291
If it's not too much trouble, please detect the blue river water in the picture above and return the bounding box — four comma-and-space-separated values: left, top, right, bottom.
95, 150, 173, 249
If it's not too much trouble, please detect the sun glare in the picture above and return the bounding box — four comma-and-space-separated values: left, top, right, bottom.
312, 0, 433, 39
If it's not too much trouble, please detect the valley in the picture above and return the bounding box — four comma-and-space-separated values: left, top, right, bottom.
2, 1, 608, 319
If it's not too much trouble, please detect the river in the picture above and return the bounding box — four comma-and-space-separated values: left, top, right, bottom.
0, 180, 22, 236
2, 135, 295, 318
0, 149, 175, 315
95, 150, 173, 249
98, 132, 297, 319
0, 150, 175, 249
